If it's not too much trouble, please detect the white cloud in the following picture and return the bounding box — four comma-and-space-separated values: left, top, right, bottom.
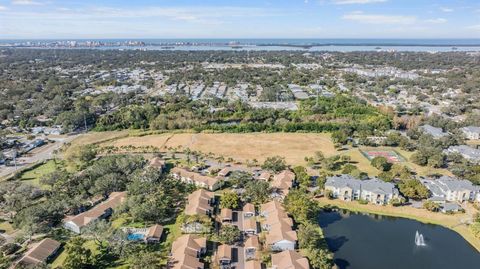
342, 11, 416, 24
333, 0, 387, 4
0, 6, 9, 11
467, 25, 480, 31
11, 0, 45, 5
425, 18, 447, 24
440, 7, 454, 12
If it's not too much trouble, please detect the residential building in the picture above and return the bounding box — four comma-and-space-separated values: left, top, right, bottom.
17, 238, 61, 267
258, 172, 271, 181
145, 224, 164, 243
243, 217, 258, 235
170, 235, 207, 269
325, 175, 401, 205
460, 126, 480, 140
63, 192, 127, 234
245, 260, 262, 269
260, 201, 297, 251
419, 124, 448, 139
243, 203, 256, 218
265, 224, 297, 252
220, 208, 233, 223
216, 244, 232, 268
445, 145, 480, 163
149, 157, 166, 173
271, 170, 295, 197
420, 176, 480, 203
185, 189, 215, 216
271, 250, 310, 269
260, 201, 284, 218
171, 167, 223, 191
245, 236, 260, 260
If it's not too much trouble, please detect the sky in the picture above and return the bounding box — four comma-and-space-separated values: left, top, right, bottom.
1, 0, 480, 39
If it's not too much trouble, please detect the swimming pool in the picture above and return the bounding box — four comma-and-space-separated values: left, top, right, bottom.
127, 233, 145, 241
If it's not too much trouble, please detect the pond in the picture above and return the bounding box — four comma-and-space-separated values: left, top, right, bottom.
318, 209, 480, 269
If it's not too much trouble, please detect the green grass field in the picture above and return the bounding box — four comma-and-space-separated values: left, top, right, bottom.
0, 221, 14, 234
18, 160, 63, 189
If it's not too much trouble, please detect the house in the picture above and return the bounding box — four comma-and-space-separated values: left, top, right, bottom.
265, 224, 297, 251
325, 175, 401, 205
260, 201, 285, 218
245, 260, 262, 269
445, 145, 480, 163
271, 170, 295, 196
145, 224, 164, 243
149, 157, 166, 173
258, 172, 271, 181
260, 202, 297, 251
245, 236, 260, 260
170, 235, 207, 269
419, 124, 448, 139
17, 238, 61, 267
216, 244, 232, 267
220, 208, 233, 223
171, 167, 223, 191
460, 126, 480, 140
63, 192, 127, 234
360, 178, 402, 205
271, 250, 310, 269
420, 176, 480, 203
243, 217, 258, 235
185, 189, 215, 216
243, 203, 256, 218
261, 210, 292, 232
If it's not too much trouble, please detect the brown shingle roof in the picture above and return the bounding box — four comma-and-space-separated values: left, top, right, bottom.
149, 157, 166, 168
216, 244, 232, 261
271, 250, 310, 269
243, 217, 257, 232
64, 192, 126, 228
245, 235, 260, 249
260, 200, 285, 216
220, 208, 233, 221
184, 189, 214, 216
243, 203, 255, 214
170, 235, 206, 269
172, 167, 220, 189
147, 224, 164, 239
18, 238, 61, 266
245, 260, 262, 269
265, 224, 297, 246
271, 170, 295, 194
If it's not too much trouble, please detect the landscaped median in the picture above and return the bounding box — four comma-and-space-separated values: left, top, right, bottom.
316, 197, 480, 253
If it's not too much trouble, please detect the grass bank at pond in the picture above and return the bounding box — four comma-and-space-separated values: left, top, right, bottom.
316, 197, 480, 252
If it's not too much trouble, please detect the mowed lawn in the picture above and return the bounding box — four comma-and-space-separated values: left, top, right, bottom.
18, 160, 62, 188
104, 132, 338, 165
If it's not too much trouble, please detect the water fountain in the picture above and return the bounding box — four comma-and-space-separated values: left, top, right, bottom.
415, 231, 426, 246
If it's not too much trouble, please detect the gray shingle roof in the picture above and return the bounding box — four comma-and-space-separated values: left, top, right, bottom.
420, 125, 448, 138
326, 175, 398, 196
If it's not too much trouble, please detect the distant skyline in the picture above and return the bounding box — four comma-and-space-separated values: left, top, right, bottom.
1, 0, 480, 39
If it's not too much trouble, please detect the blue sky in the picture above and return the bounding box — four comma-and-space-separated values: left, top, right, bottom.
1, 0, 480, 39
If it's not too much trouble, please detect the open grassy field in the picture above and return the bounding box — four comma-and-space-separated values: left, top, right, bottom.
18, 160, 63, 189
104, 132, 338, 166
68, 130, 132, 148
100, 132, 451, 177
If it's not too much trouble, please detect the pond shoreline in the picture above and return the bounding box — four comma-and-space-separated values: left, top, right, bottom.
316, 197, 480, 252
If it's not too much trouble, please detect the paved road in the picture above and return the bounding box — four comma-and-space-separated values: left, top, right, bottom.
0, 134, 79, 179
